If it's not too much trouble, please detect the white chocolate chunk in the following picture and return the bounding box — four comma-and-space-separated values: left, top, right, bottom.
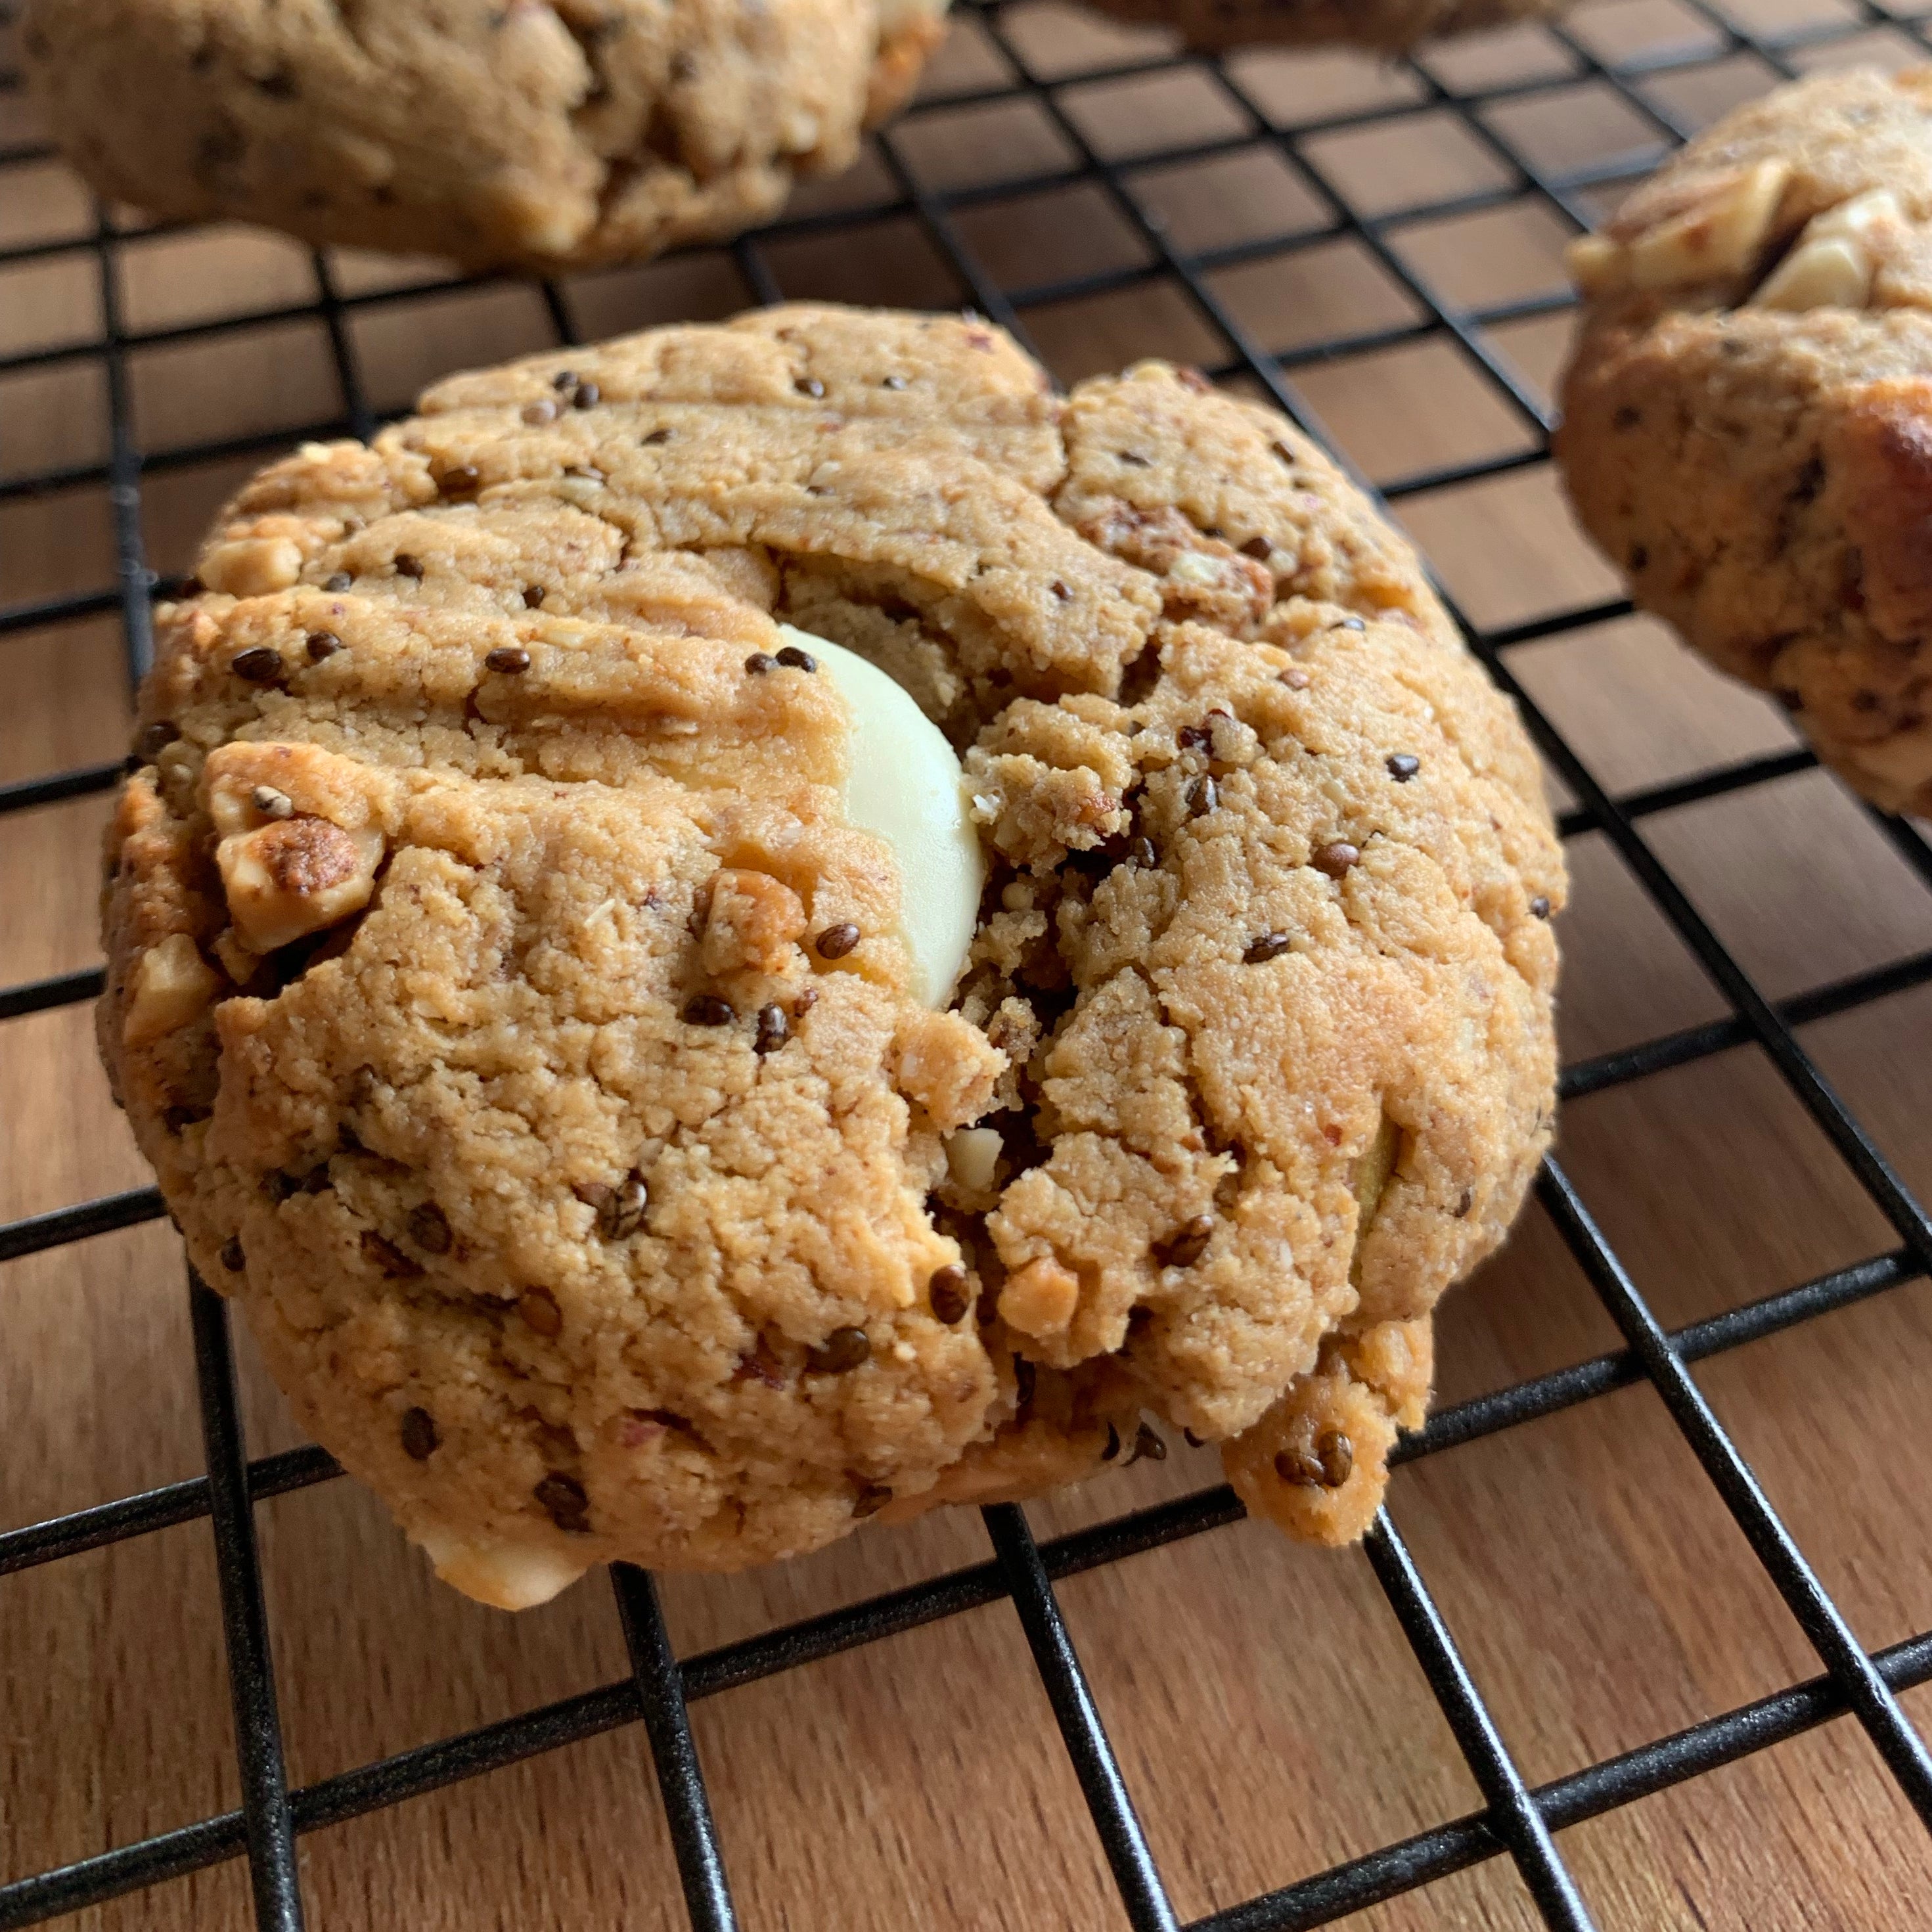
1628, 158, 1790, 290
1808, 187, 1903, 248
779, 626, 985, 1008
1565, 233, 1628, 296
1751, 234, 1872, 311
217, 816, 385, 953
124, 932, 220, 1047
416, 1527, 589, 1611
945, 1125, 1003, 1194
1749, 189, 1903, 311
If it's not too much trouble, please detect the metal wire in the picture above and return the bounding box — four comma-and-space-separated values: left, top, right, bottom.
5, 0, 1932, 1925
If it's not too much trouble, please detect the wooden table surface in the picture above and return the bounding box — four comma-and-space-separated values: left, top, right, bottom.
5, 2, 1932, 1927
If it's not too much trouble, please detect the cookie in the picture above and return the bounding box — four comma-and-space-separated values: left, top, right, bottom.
1083, 0, 1565, 54
18, 0, 947, 273
1558, 67, 1932, 818
100, 303, 1563, 1607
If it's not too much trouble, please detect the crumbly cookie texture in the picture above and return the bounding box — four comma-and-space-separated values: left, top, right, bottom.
1558, 66, 1932, 817
18, 0, 947, 273
1084, 0, 1563, 53
101, 304, 1563, 1603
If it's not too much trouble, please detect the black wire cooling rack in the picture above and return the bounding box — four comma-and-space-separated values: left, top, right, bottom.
4, 0, 1932, 1926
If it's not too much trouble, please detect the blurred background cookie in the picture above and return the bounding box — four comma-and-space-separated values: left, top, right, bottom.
1558, 66, 1932, 819
1078, 0, 1566, 55
18, 0, 949, 272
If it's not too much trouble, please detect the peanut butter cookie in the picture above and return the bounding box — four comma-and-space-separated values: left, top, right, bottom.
19, 0, 948, 273
101, 304, 1562, 1606
1559, 67, 1932, 817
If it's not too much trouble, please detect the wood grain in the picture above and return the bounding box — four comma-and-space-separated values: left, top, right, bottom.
5, 5, 1931, 1928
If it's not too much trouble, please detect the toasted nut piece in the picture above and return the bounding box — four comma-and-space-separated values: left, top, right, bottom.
1167, 550, 1226, 587
700, 868, 807, 977
198, 537, 304, 597
944, 1125, 1002, 1195
1751, 234, 1873, 311
217, 816, 384, 953
124, 932, 220, 1046
1000, 1256, 1080, 1338
1565, 233, 1628, 296
1627, 158, 1790, 290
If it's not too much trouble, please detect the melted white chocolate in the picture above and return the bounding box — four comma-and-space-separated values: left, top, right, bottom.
778, 626, 984, 1009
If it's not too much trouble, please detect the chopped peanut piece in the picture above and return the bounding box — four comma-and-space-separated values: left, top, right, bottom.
124, 933, 221, 1047
218, 816, 385, 953
1000, 1255, 1080, 1338
700, 868, 807, 977
198, 537, 305, 598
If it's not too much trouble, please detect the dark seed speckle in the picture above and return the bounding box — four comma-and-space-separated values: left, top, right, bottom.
361, 1230, 422, 1279
535, 1471, 591, 1532
928, 1264, 970, 1324
1154, 1214, 1214, 1268
407, 1200, 452, 1255
230, 646, 284, 685
401, 1406, 438, 1460
807, 1326, 870, 1374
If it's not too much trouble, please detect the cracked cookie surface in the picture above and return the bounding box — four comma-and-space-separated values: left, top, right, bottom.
20, 0, 946, 272
101, 303, 1562, 1604
1083, 0, 1565, 53
1558, 66, 1932, 817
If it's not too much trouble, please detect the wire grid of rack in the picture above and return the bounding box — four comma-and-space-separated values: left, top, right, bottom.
3, 0, 1932, 1925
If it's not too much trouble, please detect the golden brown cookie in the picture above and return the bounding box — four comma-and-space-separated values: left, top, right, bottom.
100, 304, 1563, 1607
1082, 0, 1565, 54
18, 0, 948, 272
1558, 67, 1932, 817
